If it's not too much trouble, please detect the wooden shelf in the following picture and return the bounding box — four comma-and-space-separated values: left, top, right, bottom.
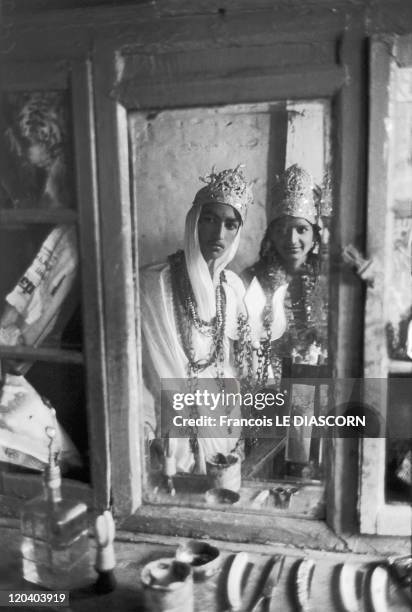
144, 474, 325, 519
0, 346, 83, 365
0, 209, 77, 226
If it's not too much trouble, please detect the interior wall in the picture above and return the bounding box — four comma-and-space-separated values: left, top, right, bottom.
4, 0, 412, 531
130, 101, 329, 274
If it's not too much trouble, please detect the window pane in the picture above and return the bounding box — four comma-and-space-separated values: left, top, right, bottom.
132, 101, 332, 515
0, 89, 88, 491
385, 66, 412, 505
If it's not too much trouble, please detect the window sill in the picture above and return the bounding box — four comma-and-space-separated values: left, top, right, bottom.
121, 502, 411, 556
143, 474, 325, 520
121, 503, 345, 552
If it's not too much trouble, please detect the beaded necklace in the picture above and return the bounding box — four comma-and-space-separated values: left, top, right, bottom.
169, 250, 227, 458
169, 250, 227, 377
254, 251, 318, 323
234, 309, 272, 449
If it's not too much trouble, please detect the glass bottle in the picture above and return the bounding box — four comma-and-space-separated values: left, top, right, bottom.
20, 412, 90, 589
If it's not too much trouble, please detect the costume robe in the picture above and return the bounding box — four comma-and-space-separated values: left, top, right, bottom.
140, 261, 245, 474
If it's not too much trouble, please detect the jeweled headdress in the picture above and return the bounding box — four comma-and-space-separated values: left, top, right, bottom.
270, 164, 319, 226
193, 165, 253, 222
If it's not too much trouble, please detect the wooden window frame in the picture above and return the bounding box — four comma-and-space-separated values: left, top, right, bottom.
91, 28, 366, 541
0, 59, 108, 514
359, 33, 412, 536
0, 2, 377, 543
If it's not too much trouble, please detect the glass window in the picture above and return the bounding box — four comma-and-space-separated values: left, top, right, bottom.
130, 100, 333, 517
0, 89, 89, 487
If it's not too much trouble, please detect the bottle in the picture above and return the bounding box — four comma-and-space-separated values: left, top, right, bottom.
20, 411, 90, 589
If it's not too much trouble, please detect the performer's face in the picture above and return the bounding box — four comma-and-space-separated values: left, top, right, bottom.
269, 216, 314, 270
198, 202, 241, 263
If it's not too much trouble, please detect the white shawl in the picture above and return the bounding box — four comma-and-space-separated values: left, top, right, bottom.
140, 201, 244, 473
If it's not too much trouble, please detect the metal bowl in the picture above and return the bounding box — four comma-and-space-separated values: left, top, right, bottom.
175, 540, 221, 581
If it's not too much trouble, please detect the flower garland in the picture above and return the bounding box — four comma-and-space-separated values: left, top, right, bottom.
168, 250, 227, 378
246, 251, 326, 381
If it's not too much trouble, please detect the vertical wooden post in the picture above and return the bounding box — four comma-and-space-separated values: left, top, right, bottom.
71, 59, 112, 512
92, 45, 142, 516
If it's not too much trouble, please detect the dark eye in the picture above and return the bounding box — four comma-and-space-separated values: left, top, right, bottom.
200, 214, 215, 224
297, 225, 308, 233
225, 221, 239, 231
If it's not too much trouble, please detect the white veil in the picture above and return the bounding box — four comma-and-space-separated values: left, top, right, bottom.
184, 202, 242, 321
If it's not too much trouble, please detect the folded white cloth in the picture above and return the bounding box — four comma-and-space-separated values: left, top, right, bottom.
0, 374, 81, 471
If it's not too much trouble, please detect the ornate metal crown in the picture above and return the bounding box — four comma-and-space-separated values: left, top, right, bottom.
193, 165, 253, 222
270, 164, 319, 226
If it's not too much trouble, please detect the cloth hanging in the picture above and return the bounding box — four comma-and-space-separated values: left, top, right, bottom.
0, 224, 78, 349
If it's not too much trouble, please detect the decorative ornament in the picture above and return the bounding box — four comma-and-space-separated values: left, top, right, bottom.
270, 164, 320, 226
169, 250, 226, 377
193, 165, 253, 222
17, 92, 67, 160
244, 251, 327, 386
169, 250, 228, 456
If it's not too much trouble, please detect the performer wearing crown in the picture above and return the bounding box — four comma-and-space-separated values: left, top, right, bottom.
140, 166, 253, 475
243, 164, 328, 386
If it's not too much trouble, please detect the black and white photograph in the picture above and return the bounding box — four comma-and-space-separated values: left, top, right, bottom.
0, 1, 411, 611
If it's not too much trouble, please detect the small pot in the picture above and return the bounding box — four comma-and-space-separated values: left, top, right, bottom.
175, 540, 221, 582
206, 453, 241, 492
141, 558, 193, 612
